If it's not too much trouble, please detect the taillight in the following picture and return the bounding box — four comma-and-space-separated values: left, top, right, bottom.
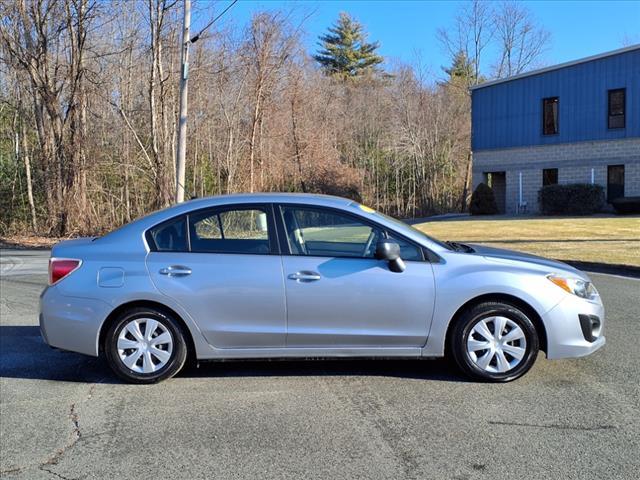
49, 258, 81, 285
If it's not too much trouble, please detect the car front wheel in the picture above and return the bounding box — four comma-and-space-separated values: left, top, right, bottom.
450, 301, 539, 382
104, 307, 188, 384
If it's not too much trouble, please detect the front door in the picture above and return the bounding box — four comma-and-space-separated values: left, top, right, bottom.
486, 172, 506, 214
607, 165, 625, 202
146, 205, 286, 349
278, 205, 435, 348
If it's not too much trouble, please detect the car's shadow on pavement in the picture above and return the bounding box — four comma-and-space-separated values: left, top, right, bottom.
0, 325, 466, 384
0, 326, 113, 383
184, 357, 465, 382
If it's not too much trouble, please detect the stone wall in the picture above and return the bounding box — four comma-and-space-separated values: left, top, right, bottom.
472, 138, 640, 214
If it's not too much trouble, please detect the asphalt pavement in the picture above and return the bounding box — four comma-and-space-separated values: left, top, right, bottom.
1, 248, 639, 479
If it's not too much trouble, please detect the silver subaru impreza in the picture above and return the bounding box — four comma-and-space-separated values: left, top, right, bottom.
40, 193, 605, 383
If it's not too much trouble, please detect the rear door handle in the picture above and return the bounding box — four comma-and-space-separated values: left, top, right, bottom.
159, 265, 192, 277
288, 271, 321, 283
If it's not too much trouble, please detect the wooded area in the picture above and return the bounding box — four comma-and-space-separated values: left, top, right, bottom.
0, 0, 549, 236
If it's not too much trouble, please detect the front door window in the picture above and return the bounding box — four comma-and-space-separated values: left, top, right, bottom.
280, 206, 422, 260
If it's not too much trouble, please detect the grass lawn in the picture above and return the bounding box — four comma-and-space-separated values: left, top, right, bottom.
413, 215, 640, 267
2, 214, 638, 268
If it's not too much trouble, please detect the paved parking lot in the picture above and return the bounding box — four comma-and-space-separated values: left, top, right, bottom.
1, 249, 639, 479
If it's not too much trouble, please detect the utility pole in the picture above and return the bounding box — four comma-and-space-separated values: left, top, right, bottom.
175, 0, 191, 203
174, 0, 237, 203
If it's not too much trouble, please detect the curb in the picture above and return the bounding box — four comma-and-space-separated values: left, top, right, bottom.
560, 260, 640, 279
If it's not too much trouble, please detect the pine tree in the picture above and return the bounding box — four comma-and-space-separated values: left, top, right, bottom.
443, 50, 476, 86
314, 12, 384, 78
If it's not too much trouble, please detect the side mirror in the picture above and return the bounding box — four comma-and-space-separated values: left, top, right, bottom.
375, 240, 406, 273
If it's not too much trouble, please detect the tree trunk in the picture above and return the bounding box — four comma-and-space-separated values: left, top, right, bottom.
290, 94, 307, 193
20, 124, 37, 232
460, 150, 473, 212
248, 86, 263, 193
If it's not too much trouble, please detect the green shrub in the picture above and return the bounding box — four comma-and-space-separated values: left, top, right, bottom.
538, 184, 605, 215
469, 183, 498, 215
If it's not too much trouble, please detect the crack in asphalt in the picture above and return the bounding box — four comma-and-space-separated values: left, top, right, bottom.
39, 466, 79, 480
330, 378, 421, 480
0, 297, 35, 312
0, 256, 19, 273
1, 383, 99, 479
0, 465, 24, 475
39, 402, 82, 469
488, 420, 617, 431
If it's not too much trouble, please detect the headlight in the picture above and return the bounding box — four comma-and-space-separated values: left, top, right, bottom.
547, 274, 599, 300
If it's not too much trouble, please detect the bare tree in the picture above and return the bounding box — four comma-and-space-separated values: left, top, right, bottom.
1, 4, 501, 238
16, 85, 37, 232
242, 12, 299, 192
437, 0, 494, 86
493, 1, 551, 78
146, 0, 179, 208
436, 0, 549, 212
1, 0, 97, 234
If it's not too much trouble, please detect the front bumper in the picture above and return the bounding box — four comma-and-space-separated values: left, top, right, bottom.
39, 286, 112, 357
542, 293, 606, 360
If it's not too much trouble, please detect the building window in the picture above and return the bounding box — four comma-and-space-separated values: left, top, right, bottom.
608, 88, 625, 129
607, 165, 625, 202
542, 97, 559, 135
542, 168, 558, 186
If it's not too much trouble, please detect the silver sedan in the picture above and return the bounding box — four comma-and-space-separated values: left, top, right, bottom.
40, 193, 605, 383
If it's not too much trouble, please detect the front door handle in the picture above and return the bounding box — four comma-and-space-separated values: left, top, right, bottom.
159, 265, 192, 277
288, 271, 321, 283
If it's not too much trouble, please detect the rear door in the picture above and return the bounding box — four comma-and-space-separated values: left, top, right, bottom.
278, 205, 435, 348
146, 204, 286, 348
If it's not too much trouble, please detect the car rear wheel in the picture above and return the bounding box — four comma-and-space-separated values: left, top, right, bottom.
104, 307, 188, 384
450, 301, 539, 382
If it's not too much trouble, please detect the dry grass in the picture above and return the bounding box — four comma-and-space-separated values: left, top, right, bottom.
414, 215, 640, 267
0, 235, 60, 249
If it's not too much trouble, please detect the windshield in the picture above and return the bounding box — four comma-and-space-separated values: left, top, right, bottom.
368, 210, 453, 250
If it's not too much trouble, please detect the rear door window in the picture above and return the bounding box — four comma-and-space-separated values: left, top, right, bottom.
189, 207, 272, 254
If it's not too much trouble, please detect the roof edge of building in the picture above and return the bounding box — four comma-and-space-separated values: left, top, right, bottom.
470, 44, 640, 91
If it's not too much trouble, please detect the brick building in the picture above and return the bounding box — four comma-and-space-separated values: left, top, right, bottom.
471, 45, 640, 214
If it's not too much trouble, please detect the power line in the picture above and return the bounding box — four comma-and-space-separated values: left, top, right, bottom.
175, 0, 238, 203
190, 0, 238, 44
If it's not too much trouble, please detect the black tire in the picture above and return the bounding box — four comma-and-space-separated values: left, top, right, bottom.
104, 307, 188, 384
450, 301, 539, 382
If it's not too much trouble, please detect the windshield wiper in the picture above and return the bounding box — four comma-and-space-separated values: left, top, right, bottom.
446, 241, 474, 253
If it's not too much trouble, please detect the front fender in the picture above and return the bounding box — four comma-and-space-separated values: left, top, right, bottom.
422, 256, 565, 357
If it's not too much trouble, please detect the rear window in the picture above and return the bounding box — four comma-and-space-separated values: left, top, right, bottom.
148, 216, 188, 252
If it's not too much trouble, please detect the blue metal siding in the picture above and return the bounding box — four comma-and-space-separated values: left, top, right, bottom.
472, 48, 640, 150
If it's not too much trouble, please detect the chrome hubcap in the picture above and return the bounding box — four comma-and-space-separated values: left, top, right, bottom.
467, 316, 527, 373
117, 318, 173, 374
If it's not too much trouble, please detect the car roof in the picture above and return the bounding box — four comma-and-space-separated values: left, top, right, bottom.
97, 192, 448, 253
180, 192, 353, 209
98, 193, 355, 245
